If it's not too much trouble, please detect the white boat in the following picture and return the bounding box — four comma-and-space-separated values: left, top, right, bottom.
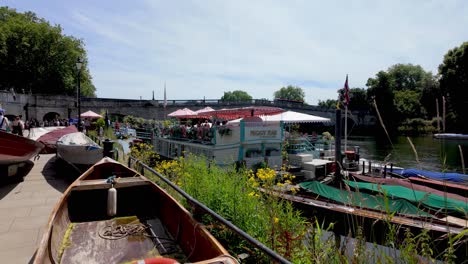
57, 132, 103, 170
433, 133, 468, 140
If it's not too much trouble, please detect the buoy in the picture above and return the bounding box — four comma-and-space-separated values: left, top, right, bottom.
107, 185, 117, 216
132, 257, 180, 264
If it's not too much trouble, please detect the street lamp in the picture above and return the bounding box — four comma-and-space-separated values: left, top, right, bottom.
76, 57, 83, 132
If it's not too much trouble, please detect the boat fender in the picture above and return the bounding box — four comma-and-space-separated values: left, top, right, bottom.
107, 184, 117, 216
133, 257, 180, 264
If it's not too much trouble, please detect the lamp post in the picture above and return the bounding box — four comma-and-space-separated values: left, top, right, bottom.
76, 57, 83, 131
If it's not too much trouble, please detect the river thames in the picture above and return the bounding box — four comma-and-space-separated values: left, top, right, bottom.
346, 135, 468, 173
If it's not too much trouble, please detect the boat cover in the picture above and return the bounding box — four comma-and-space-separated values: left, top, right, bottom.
36, 125, 78, 153
345, 180, 468, 216
390, 168, 468, 183
299, 181, 432, 217
350, 173, 468, 203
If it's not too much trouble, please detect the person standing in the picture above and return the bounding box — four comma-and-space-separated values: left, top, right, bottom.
0, 109, 10, 131
12, 115, 25, 136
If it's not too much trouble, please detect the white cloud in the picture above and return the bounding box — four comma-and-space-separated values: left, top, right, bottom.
5, 0, 468, 104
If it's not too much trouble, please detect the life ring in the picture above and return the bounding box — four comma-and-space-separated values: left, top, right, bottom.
132, 257, 180, 264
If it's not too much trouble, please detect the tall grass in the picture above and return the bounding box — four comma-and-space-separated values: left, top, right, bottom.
130, 143, 463, 263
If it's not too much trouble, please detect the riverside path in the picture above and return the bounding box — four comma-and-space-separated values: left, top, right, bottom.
0, 154, 73, 263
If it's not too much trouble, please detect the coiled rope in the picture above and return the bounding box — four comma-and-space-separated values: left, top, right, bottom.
99, 222, 149, 240
98, 222, 179, 255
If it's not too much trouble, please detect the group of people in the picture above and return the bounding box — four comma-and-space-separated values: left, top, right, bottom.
0, 109, 25, 136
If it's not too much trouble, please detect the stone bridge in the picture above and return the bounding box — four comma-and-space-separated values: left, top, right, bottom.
0, 91, 376, 127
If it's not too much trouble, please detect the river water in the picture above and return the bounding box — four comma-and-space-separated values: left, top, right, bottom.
346, 135, 468, 173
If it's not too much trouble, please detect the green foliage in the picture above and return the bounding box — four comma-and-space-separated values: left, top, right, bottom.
0, 7, 95, 96
318, 99, 338, 110
274, 85, 305, 102
438, 42, 468, 132
220, 90, 253, 102
122, 115, 147, 128
366, 64, 436, 135
398, 118, 435, 135
394, 90, 424, 119
94, 117, 105, 128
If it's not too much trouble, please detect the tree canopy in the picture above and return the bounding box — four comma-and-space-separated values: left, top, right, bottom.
274, 85, 305, 102
220, 90, 252, 102
366, 64, 437, 134
438, 42, 468, 132
0, 7, 95, 96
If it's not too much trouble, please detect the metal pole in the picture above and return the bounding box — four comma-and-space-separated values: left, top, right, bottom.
344, 105, 348, 151
334, 109, 342, 180
77, 69, 82, 132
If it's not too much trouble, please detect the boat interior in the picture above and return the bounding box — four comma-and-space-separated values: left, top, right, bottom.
46, 161, 234, 264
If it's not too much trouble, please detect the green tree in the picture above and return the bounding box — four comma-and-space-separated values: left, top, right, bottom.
438, 42, 468, 132
0, 7, 95, 96
367, 64, 437, 134
336, 87, 369, 111
220, 90, 252, 102
366, 71, 397, 134
318, 99, 338, 110
274, 85, 305, 102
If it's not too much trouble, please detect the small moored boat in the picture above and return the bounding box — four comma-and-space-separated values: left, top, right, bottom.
433, 133, 468, 140
0, 130, 44, 165
56, 132, 103, 171
34, 157, 238, 264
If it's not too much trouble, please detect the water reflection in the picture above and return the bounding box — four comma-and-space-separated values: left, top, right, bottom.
347, 135, 468, 173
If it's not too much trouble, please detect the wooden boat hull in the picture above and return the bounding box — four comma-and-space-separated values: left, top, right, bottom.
0, 130, 44, 165
34, 158, 237, 264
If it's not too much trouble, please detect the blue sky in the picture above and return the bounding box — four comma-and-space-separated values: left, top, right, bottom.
3, 0, 468, 104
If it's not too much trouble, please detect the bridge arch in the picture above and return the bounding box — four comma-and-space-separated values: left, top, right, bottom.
43, 112, 61, 121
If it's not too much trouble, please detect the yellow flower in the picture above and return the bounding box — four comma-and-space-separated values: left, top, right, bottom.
273, 217, 279, 224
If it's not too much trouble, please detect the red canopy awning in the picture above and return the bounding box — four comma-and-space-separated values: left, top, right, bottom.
203, 106, 284, 120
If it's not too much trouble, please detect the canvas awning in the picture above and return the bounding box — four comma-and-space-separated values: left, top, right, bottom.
167, 108, 197, 118
228, 110, 330, 124
195, 106, 215, 113
262, 110, 331, 123
80, 110, 102, 119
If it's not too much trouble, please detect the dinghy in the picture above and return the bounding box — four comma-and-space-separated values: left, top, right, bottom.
34, 157, 238, 264
56, 132, 103, 171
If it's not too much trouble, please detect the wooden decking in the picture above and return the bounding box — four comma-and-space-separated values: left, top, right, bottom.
0, 154, 73, 263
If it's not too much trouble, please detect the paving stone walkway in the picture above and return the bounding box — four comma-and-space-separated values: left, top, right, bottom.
0, 154, 73, 264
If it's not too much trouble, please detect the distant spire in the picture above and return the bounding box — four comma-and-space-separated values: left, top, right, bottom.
164, 82, 167, 108
152, 90, 155, 100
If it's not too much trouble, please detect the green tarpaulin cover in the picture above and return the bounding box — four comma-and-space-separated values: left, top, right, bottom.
344, 180, 468, 216
299, 181, 432, 217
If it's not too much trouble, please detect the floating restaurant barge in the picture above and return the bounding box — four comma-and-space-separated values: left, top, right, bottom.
153, 119, 284, 169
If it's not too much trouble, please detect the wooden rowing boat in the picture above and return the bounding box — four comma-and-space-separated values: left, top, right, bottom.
34, 157, 238, 264
0, 130, 44, 165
